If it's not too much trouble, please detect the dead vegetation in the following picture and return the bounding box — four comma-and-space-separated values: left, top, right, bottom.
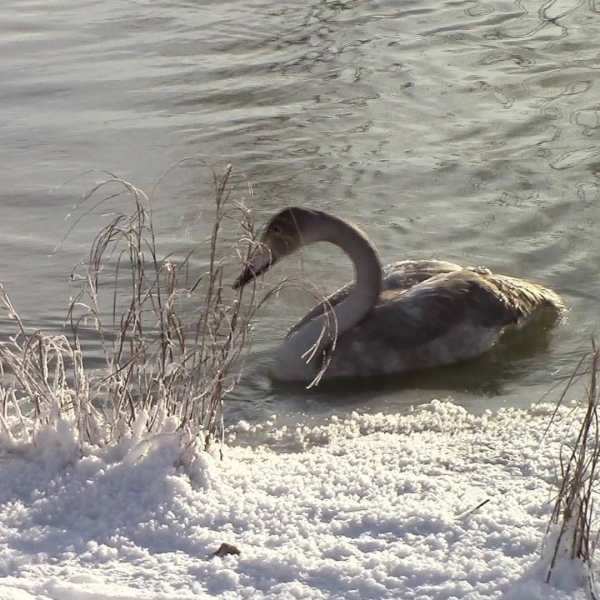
545, 341, 600, 597
0, 164, 272, 456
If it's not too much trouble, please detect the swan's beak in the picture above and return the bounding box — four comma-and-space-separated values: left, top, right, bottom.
233, 244, 276, 290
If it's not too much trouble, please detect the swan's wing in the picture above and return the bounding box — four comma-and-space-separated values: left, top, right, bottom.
286, 259, 464, 338
313, 272, 510, 378
332, 269, 563, 357
353, 271, 520, 347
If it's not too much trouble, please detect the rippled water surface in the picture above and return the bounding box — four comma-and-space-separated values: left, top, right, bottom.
2, 0, 600, 423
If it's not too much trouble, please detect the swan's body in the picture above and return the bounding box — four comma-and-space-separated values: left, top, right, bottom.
234, 207, 564, 383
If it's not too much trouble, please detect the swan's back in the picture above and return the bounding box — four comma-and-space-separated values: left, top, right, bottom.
290, 261, 563, 380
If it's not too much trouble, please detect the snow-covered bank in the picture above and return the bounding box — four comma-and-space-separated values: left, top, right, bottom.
0, 400, 595, 599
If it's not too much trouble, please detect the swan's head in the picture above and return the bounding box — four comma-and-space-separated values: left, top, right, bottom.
233, 207, 320, 289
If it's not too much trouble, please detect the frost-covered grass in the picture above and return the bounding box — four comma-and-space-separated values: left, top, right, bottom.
544, 345, 600, 598
0, 164, 267, 458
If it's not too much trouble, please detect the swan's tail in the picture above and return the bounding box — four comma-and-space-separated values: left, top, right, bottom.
486, 273, 565, 327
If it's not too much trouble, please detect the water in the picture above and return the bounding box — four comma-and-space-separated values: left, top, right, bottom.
1, 0, 599, 425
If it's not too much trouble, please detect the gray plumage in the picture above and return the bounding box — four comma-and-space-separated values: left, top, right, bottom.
234, 208, 564, 383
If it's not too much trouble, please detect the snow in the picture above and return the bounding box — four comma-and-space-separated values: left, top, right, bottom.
0, 399, 597, 599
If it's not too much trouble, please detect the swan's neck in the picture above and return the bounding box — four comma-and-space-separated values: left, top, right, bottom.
274, 215, 383, 382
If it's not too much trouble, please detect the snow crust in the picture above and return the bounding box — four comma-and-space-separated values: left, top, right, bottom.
0, 400, 596, 599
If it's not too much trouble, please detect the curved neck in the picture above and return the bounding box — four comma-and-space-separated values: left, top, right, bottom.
275, 213, 383, 381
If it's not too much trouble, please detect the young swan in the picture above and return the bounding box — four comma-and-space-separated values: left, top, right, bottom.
234, 207, 564, 383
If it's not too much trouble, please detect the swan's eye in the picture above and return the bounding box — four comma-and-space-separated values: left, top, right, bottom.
272, 224, 283, 235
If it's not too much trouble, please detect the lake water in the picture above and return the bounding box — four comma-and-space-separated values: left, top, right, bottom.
2, 0, 599, 425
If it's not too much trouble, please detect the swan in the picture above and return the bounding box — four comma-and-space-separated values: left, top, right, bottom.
233, 207, 564, 383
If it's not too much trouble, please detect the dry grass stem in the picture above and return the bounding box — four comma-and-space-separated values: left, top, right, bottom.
545, 340, 600, 597
0, 164, 271, 457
